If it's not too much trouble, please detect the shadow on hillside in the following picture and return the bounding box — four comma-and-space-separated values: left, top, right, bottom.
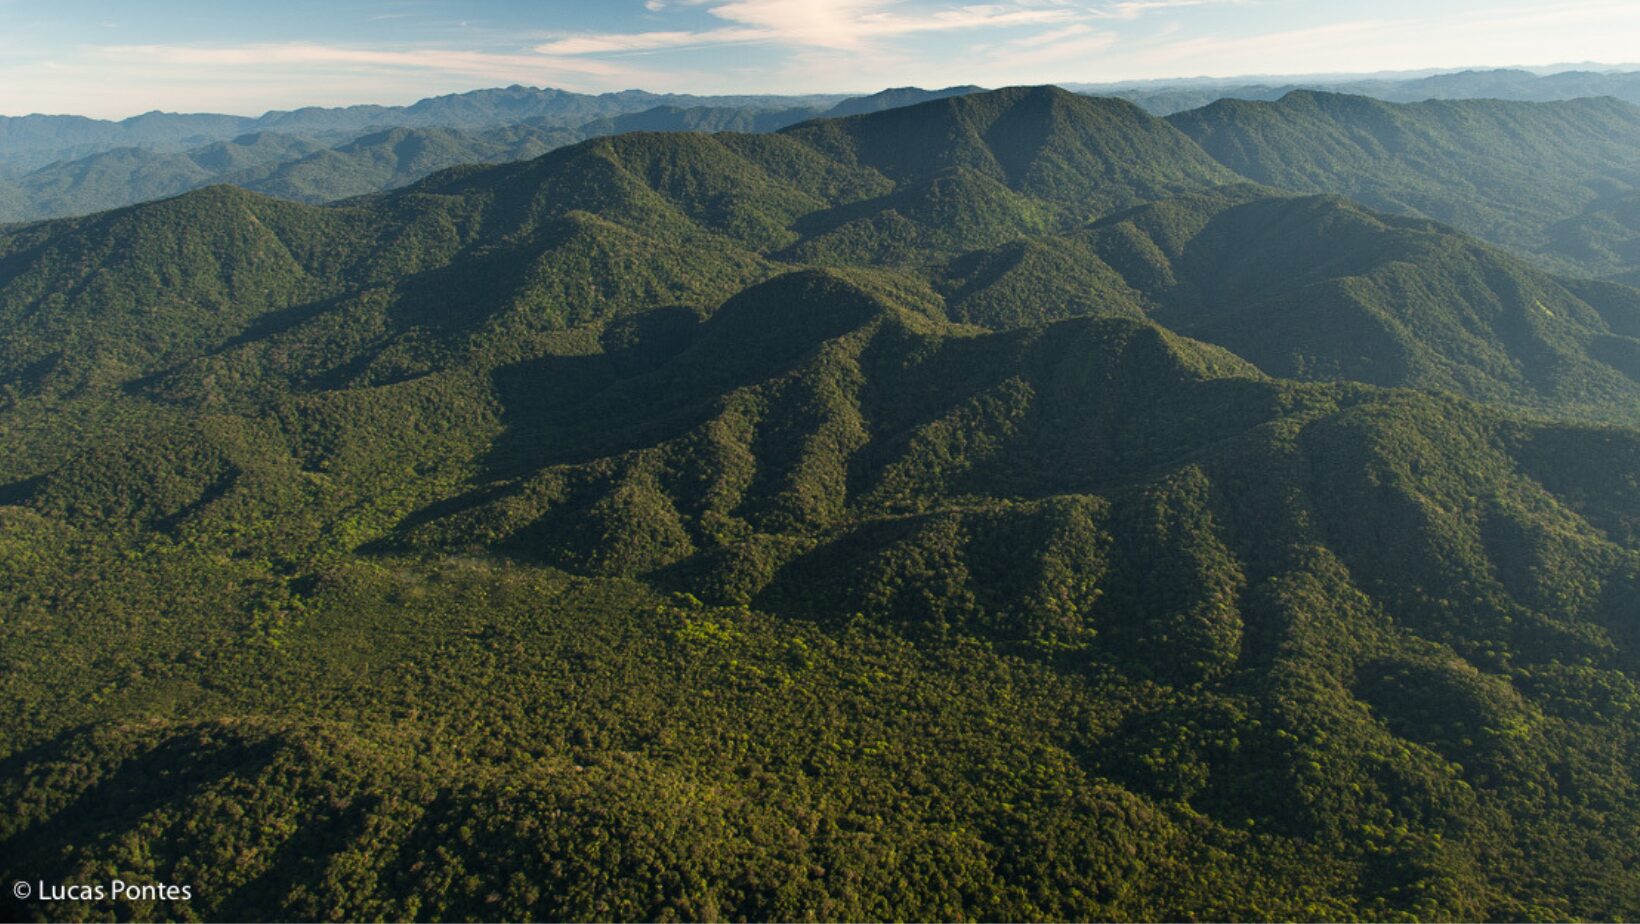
478, 305, 702, 480
0, 722, 285, 886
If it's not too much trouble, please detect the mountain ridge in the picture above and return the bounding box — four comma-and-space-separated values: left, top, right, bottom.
1169, 89, 1640, 276
16, 80, 1640, 292
0, 87, 989, 223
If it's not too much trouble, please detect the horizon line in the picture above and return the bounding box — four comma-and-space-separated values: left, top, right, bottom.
5, 60, 1640, 122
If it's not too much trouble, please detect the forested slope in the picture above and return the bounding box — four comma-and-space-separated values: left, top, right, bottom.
1170, 91, 1640, 278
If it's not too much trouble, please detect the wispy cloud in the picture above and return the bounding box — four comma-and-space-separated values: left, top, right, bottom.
535, 29, 767, 55
538, 0, 1080, 56
98, 42, 634, 82
1092, 0, 1249, 21
1109, 0, 1640, 78
1006, 23, 1100, 49
992, 23, 1118, 65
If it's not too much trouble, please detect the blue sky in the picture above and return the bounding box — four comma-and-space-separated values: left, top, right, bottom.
3, 0, 1638, 118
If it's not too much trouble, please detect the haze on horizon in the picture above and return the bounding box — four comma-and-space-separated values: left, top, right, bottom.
2, 0, 1639, 119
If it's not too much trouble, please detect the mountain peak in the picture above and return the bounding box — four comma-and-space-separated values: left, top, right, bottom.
786, 85, 1236, 217
824, 85, 986, 117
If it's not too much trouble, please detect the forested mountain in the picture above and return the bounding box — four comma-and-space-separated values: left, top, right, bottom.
230, 124, 581, 204
16, 77, 1640, 277
561, 84, 985, 135
576, 104, 822, 135
0, 88, 984, 222
3, 85, 1640, 921
0, 133, 328, 221
1170, 90, 1640, 278
0, 85, 847, 169
1095, 67, 1640, 116
21, 67, 1640, 175
824, 85, 988, 116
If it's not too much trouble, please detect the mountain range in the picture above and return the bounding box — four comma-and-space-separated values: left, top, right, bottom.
0, 87, 984, 223
0, 85, 843, 167
2, 85, 1640, 921
10, 77, 1640, 288
1169, 91, 1640, 278
1083, 66, 1640, 115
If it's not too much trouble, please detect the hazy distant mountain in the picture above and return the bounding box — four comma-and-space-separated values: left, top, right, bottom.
11, 68, 1640, 173
571, 88, 996, 135
0, 85, 850, 172
1089, 67, 1640, 115
231, 124, 581, 204
575, 104, 826, 136
823, 85, 988, 116
0, 87, 991, 223
0, 133, 326, 222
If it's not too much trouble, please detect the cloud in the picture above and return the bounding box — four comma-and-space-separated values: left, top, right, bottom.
538, 0, 1080, 56
0, 38, 675, 117
997, 25, 1118, 65
1092, 0, 1248, 20
535, 28, 767, 55
1006, 23, 1098, 48
99, 42, 633, 82
1100, 0, 1640, 79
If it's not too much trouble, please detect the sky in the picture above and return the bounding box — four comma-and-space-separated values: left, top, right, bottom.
2, 0, 1639, 118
